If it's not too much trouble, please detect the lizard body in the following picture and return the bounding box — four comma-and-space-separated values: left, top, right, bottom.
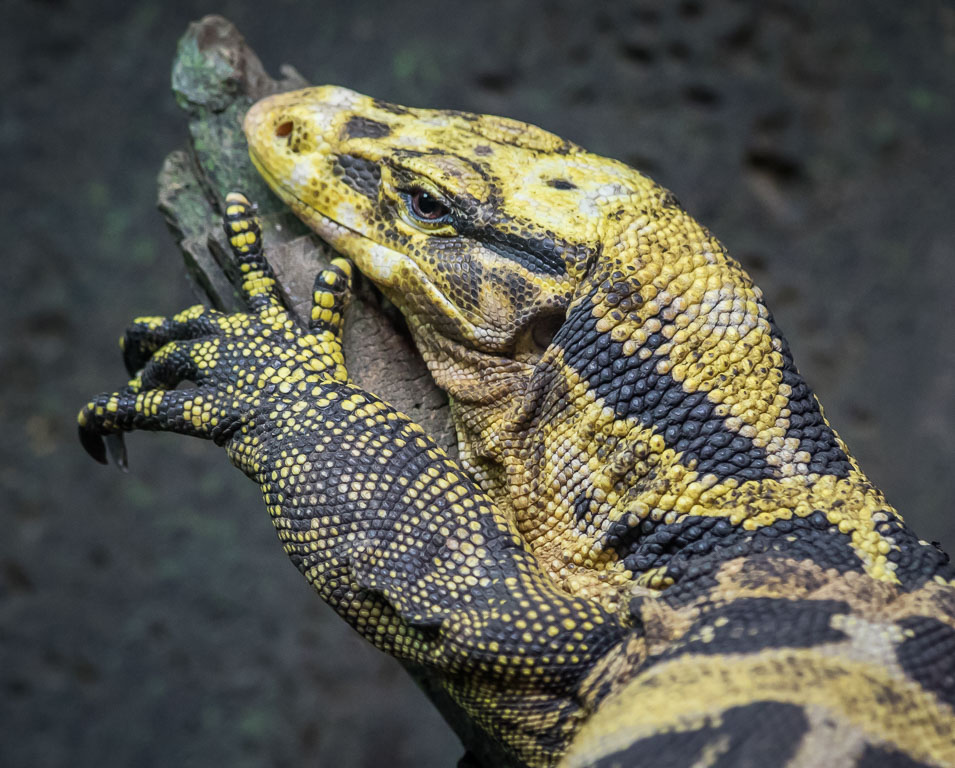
80, 86, 955, 767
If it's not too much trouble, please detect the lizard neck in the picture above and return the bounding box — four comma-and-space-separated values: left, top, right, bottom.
410, 323, 532, 510
405, 197, 920, 608
485, 207, 912, 601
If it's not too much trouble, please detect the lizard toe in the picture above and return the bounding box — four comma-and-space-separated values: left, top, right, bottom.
77, 385, 247, 464
121, 306, 222, 376
309, 257, 353, 337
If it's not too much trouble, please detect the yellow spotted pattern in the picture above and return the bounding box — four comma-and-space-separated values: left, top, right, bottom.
241, 89, 955, 766
78, 85, 955, 768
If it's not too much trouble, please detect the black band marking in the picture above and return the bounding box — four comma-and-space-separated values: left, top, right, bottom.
333, 154, 381, 199
590, 701, 807, 768
456, 225, 571, 276
343, 116, 391, 140
557, 288, 852, 483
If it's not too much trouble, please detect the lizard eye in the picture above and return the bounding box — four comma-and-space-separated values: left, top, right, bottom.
406, 188, 451, 222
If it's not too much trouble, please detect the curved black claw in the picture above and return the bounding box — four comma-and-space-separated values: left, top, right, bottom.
78, 426, 128, 471
79, 425, 108, 465
105, 432, 128, 471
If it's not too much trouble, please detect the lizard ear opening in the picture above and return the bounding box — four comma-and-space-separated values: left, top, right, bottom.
513, 309, 566, 362
530, 310, 566, 353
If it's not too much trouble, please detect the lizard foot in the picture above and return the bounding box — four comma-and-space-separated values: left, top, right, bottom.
78, 192, 353, 468
78, 197, 627, 767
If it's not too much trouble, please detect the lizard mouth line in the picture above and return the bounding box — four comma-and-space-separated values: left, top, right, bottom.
249, 150, 482, 342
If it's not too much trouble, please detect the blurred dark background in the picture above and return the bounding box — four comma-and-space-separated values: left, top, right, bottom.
2, 1, 953, 766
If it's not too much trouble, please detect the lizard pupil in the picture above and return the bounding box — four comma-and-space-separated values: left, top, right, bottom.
409, 189, 450, 221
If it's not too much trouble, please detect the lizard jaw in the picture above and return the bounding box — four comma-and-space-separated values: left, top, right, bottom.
248, 147, 482, 344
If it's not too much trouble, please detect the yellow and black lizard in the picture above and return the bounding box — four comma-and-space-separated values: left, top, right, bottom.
79, 86, 955, 767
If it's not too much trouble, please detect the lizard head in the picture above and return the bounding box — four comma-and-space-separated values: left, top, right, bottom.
244, 86, 644, 368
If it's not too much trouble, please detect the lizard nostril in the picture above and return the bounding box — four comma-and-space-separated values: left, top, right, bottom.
275, 121, 293, 138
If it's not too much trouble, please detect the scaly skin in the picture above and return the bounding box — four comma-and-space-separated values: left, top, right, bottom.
79, 88, 955, 767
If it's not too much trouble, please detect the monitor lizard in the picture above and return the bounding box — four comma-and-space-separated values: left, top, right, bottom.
79, 85, 955, 767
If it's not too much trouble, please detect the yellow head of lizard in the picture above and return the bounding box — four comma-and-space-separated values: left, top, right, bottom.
245, 85, 650, 362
